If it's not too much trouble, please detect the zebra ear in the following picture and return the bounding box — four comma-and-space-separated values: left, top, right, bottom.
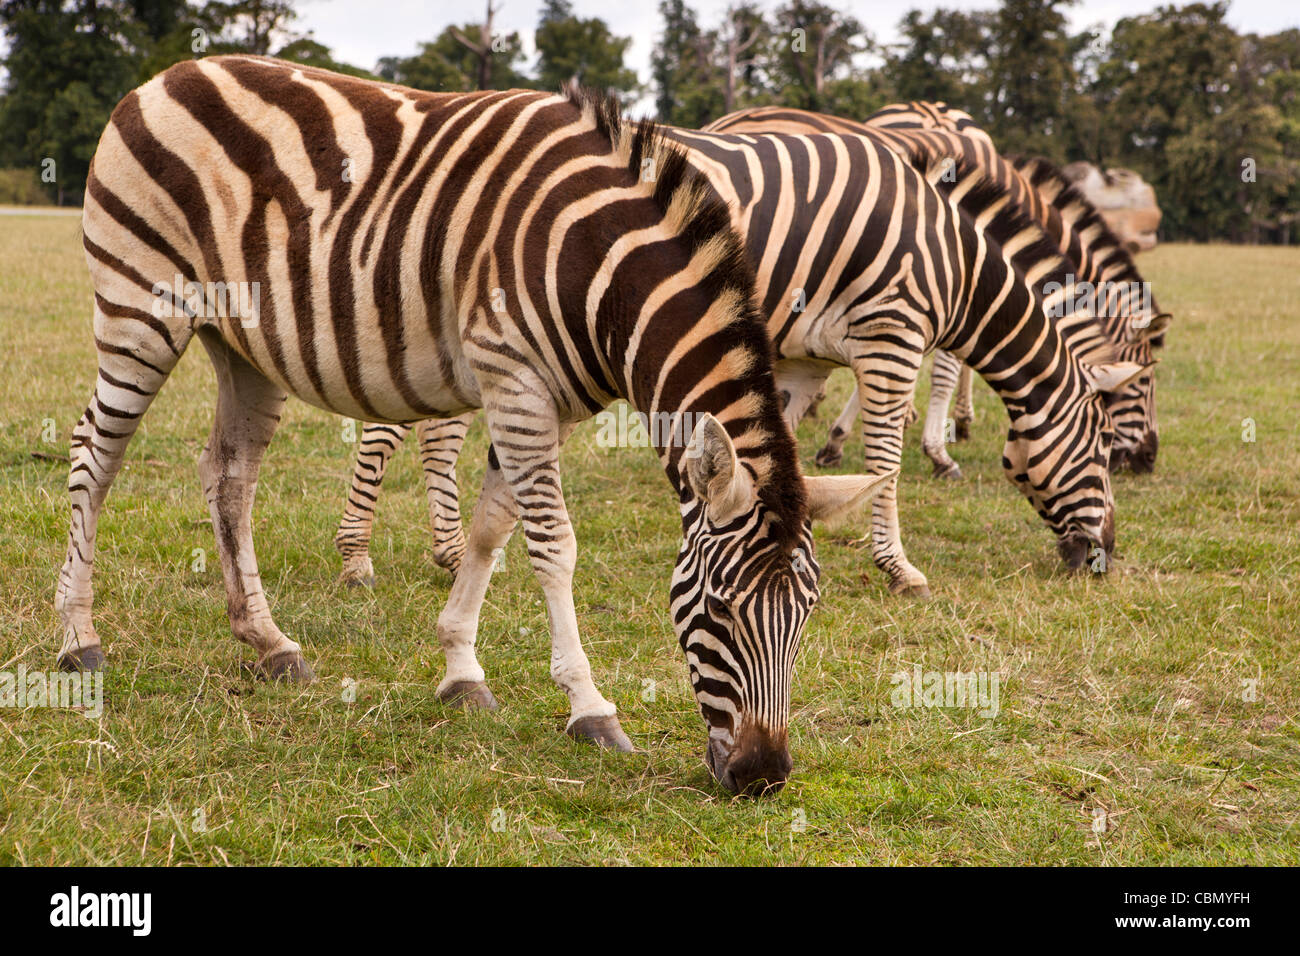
1125, 312, 1172, 345
685, 413, 752, 519
1083, 360, 1155, 394
804, 469, 898, 525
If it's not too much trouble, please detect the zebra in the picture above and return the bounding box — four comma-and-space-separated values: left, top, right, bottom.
336, 128, 1150, 598
56, 55, 895, 795
707, 104, 1171, 477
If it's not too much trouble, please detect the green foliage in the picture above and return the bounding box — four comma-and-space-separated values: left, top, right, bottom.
0, 0, 143, 204
376, 26, 528, 92
534, 3, 638, 97
651, 0, 720, 127
983, 0, 1079, 158
883, 8, 995, 107
766, 0, 870, 113
0, 165, 46, 204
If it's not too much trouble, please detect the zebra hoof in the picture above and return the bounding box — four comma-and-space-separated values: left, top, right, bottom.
337, 557, 376, 589
58, 645, 105, 673
932, 462, 963, 480
256, 650, 316, 683
890, 581, 932, 600
955, 420, 972, 442
439, 680, 499, 711
814, 446, 843, 468
567, 714, 634, 752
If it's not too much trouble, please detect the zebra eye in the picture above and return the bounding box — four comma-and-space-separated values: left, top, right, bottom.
705, 594, 730, 619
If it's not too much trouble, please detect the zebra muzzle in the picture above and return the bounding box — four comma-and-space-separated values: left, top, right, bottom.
707, 726, 792, 797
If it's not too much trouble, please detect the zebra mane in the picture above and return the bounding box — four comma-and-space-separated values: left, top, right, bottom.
934, 159, 1119, 364
563, 85, 808, 547
1009, 155, 1164, 321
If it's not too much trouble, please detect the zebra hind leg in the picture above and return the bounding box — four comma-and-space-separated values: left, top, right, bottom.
953, 361, 976, 441
196, 329, 311, 681
417, 413, 474, 577
54, 303, 190, 672
815, 389, 859, 468
852, 352, 931, 598
921, 350, 964, 480
334, 422, 414, 587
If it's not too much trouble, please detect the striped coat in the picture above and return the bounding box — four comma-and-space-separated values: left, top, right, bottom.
340, 123, 1146, 599
57, 56, 892, 794
706, 103, 1171, 477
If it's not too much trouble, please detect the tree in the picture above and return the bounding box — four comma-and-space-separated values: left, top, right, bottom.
449, 0, 506, 91
0, 0, 143, 204
883, 8, 994, 110
200, 0, 300, 55
717, 4, 763, 114
376, 23, 527, 92
983, 0, 1079, 159
534, 0, 638, 97
767, 1, 870, 113
652, 0, 713, 124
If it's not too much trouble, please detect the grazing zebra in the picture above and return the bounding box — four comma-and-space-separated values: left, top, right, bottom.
57, 56, 896, 795
707, 103, 1171, 477
337, 129, 1148, 598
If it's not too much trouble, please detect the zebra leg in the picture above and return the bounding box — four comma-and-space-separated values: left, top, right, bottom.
953, 361, 976, 441
195, 330, 312, 681
54, 302, 191, 672
334, 422, 414, 588
852, 353, 930, 598
482, 385, 630, 751
921, 350, 963, 480
776, 362, 832, 433
433, 452, 519, 712
417, 413, 474, 576
815, 390, 859, 468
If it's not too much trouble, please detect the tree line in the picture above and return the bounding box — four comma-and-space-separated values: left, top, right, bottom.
1, 0, 1296, 242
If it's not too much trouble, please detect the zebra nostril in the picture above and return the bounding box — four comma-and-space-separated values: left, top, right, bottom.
1057, 532, 1091, 571
715, 728, 792, 797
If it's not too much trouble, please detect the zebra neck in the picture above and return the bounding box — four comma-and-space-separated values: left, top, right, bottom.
945, 284, 1087, 426
613, 334, 801, 527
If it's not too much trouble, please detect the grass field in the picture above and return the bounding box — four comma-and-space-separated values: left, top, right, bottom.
1, 211, 1297, 865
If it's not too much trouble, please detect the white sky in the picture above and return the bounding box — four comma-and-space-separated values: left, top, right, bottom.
292, 0, 1300, 112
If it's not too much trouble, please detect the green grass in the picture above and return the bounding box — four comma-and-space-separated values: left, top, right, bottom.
1, 212, 1297, 865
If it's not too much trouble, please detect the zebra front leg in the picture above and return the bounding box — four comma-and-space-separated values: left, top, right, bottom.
853, 354, 930, 598
483, 387, 630, 751
953, 361, 976, 440
433, 450, 520, 711
921, 350, 964, 480
334, 422, 414, 587
815, 390, 859, 468
196, 330, 311, 681
55, 303, 191, 672
417, 413, 474, 576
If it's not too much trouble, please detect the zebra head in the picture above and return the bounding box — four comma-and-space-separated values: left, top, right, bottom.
671, 414, 892, 795
1002, 361, 1153, 572
1105, 311, 1172, 474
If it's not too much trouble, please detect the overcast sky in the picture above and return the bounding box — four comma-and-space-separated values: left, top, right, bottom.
292, 0, 1299, 112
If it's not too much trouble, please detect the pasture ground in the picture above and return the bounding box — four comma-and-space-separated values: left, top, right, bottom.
1, 212, 1297, 865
